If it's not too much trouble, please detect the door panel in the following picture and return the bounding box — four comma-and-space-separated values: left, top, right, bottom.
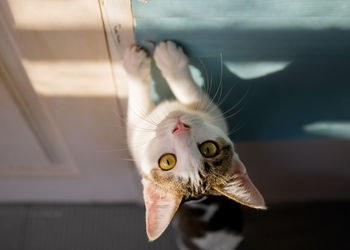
0, 0, 141, 202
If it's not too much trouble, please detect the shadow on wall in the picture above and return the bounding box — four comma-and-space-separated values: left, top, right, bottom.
211, 56, 350, 141
150, 54, 350, 142
132, 0, 350, 141
142, 29, 350, 142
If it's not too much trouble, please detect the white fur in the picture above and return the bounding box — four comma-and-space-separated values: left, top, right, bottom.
201, 203, 219, 222
185, 197, 219, 222
192, 231, 243, 250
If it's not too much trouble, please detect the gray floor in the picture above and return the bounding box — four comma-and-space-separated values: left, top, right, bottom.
1, 202, 349, 250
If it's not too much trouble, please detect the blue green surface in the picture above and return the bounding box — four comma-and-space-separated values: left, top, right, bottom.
131, 0, 350, 141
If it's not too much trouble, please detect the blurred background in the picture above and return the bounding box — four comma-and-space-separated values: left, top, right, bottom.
0, 0, 349, 249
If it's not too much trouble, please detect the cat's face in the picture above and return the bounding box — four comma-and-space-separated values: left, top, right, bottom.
143, 110, 234, 198
139, 110, 266, 241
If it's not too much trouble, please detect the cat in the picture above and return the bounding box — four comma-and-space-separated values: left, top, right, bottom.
123, 41, 265, 249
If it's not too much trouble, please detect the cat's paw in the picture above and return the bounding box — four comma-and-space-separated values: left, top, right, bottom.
154, 41, 189, 78
123, 45, 151, 82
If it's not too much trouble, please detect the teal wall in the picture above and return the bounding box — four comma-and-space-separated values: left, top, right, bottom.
131, 0, 350, 141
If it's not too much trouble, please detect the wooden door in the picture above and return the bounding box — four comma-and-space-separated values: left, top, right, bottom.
0, 0, 141, 202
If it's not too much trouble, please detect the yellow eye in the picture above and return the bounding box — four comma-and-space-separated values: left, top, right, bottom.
199, 141, 218, 157
158, 153, 177, 171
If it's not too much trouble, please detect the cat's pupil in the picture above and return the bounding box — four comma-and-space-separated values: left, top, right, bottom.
167, 159, 170, 165
206, 147, 209, 154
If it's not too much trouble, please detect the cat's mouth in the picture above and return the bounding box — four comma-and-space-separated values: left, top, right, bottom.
172, 121, 191, 135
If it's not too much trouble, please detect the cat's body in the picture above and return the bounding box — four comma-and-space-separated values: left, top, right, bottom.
174, 196, 243, 250
123, 41, 265, 249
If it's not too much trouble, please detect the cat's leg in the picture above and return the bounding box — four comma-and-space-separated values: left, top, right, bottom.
154, 41, 228, 132
154, 41, 209, 107
123, 45, 154, 132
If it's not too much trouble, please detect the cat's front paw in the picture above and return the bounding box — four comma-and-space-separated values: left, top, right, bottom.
154, 41, 189, 78
123, 45, 151, 82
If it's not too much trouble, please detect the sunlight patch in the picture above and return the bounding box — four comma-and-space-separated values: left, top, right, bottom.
224, 61, 290, 79
189, 65, 205, 88
303, 121, 350, 139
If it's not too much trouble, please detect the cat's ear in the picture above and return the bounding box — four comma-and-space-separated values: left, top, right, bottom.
142, 178, 182, 241
214, 154, 266, 209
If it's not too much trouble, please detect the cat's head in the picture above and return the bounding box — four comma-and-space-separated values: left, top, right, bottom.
138, 110, 265, 241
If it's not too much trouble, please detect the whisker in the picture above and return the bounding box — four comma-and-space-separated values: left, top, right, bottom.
221, 84, 251, 116
215, 53, 224, 105
228, 121, 245, 136
210, 83, 252, 123
222, 101, 248, 120
216, 81, 238, 107
198, 58, 210, 95
196, 58, 213, 112
130, 105, 158, 127
120, 158, 136, 162
202, 53, 224, 113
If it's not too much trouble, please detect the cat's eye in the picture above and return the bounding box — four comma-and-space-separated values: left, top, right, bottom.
158, 153, 177, 171
199, 141, 218, 158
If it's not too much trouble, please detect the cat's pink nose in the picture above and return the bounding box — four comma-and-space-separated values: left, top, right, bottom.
172, 121, 190, 135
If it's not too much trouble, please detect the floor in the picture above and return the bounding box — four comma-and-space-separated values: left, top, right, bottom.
1, 202, 349, 250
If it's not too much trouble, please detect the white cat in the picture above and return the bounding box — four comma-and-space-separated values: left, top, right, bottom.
123, 41, 265, 248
